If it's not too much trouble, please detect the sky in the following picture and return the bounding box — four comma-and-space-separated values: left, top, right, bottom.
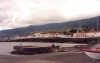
0, 0, 100, 30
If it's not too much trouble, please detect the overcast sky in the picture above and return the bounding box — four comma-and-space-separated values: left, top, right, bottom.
0, 0, 100, 30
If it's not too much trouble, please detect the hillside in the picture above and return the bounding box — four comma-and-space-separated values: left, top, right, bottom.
0, 16, 100, 36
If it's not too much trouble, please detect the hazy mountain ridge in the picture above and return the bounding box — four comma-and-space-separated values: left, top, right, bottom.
0, 16, 100, 36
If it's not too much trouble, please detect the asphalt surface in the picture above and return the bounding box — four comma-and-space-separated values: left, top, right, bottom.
0, 52, 100, 63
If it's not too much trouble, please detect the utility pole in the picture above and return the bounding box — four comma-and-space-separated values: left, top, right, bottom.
96, 17, 99, 44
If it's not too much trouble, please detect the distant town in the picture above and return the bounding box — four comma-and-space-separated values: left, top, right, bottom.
0, 28, 100, 42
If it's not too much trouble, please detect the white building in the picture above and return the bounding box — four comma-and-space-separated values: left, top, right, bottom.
34, 32, 46, 38
26, 35, 33, 39
57, 34, 72, 38
34, 32, 60, 38
73, 32, 98, 38
14, 35, 21, 40
73, 32, 87, 38
94, 32, 100, 37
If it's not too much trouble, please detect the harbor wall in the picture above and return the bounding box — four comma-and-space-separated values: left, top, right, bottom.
8, 37, 99, 44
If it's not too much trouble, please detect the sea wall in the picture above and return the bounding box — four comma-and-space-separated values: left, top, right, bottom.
8, 37, 99, 44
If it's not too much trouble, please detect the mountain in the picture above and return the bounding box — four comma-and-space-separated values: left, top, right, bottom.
0, 16, 100, 36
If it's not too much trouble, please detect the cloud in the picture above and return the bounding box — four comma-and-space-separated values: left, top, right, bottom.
0, 0, 100, 30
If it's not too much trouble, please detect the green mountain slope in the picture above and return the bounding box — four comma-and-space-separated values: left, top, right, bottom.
0, 16, 100, 36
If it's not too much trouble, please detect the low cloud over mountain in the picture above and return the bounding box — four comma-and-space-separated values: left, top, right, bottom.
0, 0, 100, 30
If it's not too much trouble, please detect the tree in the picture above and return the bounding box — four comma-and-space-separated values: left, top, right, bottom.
69, 29, 77, 35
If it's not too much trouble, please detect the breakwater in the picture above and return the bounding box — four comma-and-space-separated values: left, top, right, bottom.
7, 37, 99, 43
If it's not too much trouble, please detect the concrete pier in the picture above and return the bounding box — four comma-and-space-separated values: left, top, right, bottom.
11, 45, 60, 55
